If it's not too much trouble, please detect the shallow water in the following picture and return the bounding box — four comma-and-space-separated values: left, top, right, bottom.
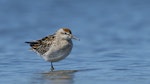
1, 0, 150, 84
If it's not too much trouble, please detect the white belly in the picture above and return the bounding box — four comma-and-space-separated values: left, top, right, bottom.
42, 40, 73, 62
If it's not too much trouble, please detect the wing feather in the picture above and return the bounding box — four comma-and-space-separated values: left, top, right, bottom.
25, 35, 55, 55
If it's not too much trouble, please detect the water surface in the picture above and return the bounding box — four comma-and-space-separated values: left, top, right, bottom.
1, 0, 150, 84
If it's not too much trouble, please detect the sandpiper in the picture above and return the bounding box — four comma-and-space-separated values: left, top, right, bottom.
25, 28, 79, 71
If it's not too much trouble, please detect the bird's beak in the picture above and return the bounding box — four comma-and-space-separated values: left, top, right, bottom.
71, 35, 80, 41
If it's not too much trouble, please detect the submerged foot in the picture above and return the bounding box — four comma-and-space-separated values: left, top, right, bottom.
51, 66, 54, 71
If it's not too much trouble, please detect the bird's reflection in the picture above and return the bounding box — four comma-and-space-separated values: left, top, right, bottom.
35, 70, 77, 84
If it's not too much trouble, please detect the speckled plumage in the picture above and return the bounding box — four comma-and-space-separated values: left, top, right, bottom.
25, 28, 79, 71
26, 35, 55, 55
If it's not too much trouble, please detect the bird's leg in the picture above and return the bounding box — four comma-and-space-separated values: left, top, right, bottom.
51, 62, 54, 71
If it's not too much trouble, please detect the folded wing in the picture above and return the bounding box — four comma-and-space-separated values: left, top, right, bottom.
25, 35, 55, 55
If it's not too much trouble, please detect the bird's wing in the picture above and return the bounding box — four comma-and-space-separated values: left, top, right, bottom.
25, 35, 55, 55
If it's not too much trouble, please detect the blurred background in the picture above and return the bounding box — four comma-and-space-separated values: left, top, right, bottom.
1, 0, 150, 84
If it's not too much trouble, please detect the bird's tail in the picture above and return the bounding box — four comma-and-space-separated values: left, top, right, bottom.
25, 41, 31, 44
25, 41, 39, 46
